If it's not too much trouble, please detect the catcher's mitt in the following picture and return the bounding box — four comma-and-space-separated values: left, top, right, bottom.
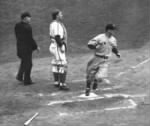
87, 44, 96, 49
87, 40, 97, 49
55, 35, 63, 47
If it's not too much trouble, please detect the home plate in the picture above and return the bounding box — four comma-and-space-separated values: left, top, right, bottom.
78, 92, 99, 98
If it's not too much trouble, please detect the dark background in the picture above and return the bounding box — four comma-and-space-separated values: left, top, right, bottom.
0, 0, 149, 63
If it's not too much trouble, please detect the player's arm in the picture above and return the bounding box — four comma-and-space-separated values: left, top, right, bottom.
87, 35, 101, 49
112, 46, 120, 58
87, 39, 98, 49
110, 38, 121, 58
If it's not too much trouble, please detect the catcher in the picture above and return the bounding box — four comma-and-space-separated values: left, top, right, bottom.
85, 24, 121, 96
49, 9, 69, 90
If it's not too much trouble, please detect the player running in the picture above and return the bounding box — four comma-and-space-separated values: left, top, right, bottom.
85, 24, 121, 96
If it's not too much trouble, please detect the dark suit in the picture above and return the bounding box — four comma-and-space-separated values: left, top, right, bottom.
15, 21, 37, 84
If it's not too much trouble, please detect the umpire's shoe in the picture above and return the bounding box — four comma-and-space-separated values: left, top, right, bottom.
16, 76, 23, 82
59, 83, 69, 91
24, 80, 35, 85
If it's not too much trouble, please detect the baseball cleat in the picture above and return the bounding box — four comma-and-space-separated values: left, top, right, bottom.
54, 81, 59, 87
103, 79, 110, 84
59, 84, 69, 91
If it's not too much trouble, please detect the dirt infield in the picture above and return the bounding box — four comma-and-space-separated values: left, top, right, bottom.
0, 47, 150, 126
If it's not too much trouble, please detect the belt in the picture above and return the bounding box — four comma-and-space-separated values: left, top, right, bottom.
95, 54, 108, 59
50, 36, 64, 40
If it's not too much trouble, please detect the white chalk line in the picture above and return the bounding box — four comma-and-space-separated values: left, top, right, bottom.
104, 99, 137, 111
115, 57, 150, 77
70, 79, 85, 83
58, 99, 137, 117
47, 93, 146, 106
48, 95, 104, 106
131, 58, 150, 69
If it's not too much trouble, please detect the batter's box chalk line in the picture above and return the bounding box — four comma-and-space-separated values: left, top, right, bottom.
57, 99, 137, 117
47, 93, 147, 106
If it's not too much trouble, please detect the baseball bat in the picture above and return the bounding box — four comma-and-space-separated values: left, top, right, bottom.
24, 112, 39, 126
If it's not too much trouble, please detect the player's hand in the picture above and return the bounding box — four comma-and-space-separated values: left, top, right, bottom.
116, 53, 121, 58
60, 45, 65, 53
96, 44, 101, 49
36, 46, 40, 53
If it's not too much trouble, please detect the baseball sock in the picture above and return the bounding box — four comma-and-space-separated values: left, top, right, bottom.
85, 80, 91, 96
93, 79, 98, 90
86, 80, 91, 89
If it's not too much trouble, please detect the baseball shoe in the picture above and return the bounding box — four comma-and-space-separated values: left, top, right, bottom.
92, 82, 98, 90
103, 79, 110, 84
16, 76, 23, 82
59, 83, 69, 91
54, 81, 59, 87
24, 81, 35, 85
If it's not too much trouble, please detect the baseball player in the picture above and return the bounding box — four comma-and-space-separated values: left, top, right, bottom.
85, 24, 121, 96
49, 9, 69, 90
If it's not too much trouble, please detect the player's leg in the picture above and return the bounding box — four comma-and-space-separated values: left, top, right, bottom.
59, 66, 69, 90
24, 54, 33, 85
52, 65, 60, 87
95, 62, 109, 86
57, 48, 69, 90
85, 57, 98, 96
16, 58, 24, 82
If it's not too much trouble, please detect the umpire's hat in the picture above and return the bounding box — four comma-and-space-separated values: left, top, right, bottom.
105, 24, 117, 31
21, 12, 31, 19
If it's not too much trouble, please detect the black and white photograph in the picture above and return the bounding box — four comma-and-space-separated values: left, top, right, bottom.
0, 0, 150, 126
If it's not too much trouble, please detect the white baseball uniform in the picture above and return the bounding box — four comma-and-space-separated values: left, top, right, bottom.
49, 20, 67, 73
87, 33, 117, 82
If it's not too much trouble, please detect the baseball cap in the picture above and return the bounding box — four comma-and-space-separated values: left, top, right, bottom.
105, 24, 117, 31
21, 12, 31, 19
51, 9, 60, 19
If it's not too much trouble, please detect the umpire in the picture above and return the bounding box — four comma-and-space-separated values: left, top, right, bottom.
14, 12, 40, 85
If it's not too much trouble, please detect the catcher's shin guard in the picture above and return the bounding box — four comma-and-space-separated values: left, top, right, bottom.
53, 72, 59, 82
60, 71, 67, 84
53, 72, 59, 87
